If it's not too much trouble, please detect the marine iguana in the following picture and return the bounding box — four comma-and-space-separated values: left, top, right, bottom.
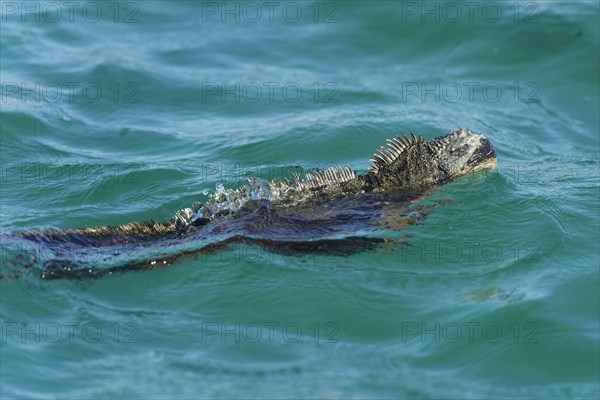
6, 128, 496, 280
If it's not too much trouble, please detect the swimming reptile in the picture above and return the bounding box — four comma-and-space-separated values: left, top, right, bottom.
8, 128, 497, 280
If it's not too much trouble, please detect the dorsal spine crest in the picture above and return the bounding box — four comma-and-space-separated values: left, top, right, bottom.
293, 166, 356, 191
369, 132, 424, 173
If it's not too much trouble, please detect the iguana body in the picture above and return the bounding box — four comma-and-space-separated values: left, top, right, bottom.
8, 128, 496, 279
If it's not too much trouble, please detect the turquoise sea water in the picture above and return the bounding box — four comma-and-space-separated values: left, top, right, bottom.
1, 1, 599, 398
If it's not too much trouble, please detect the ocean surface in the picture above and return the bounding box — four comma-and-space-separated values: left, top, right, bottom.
1, 1, 599, 398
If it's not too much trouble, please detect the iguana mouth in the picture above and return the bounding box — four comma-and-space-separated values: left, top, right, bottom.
473, 155, 497, 171
466, 135, 496, 170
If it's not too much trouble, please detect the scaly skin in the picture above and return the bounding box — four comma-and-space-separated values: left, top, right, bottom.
248, 127, 496, 202
18, 128, 496, 245
8, 128, 497, 279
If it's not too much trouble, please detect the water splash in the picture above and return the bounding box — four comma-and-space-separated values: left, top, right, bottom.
200, 178, 288, 220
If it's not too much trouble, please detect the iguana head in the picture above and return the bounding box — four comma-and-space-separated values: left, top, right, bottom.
369, 128, 497, 190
